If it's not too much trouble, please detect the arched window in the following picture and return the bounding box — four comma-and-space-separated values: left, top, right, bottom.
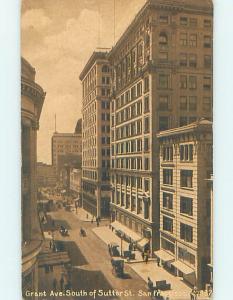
159, 32, 168, 46
102, 65, 109, 73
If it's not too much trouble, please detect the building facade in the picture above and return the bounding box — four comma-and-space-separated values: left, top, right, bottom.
156, 119, 212, 289
109, 0, 213, 252
80, 52, 111, 217
21, 57, 46, 298
37, 162, 56, 187
51, 132, 82, 176
70, 167, 82, 203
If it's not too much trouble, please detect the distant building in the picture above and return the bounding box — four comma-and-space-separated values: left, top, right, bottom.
70, 167, 82, 201
37, 162, 56, 187
21, 57, 46, 298
51, 132, 82, 176
80, 51, 111, 217
156, 119, 212, 289
75, 118, 82, 134
109, 0, 213, 253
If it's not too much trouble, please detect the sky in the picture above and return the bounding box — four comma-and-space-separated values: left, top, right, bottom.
21, 0, 146, 164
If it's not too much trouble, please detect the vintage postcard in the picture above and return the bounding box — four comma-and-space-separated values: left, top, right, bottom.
21, 0, 213, 299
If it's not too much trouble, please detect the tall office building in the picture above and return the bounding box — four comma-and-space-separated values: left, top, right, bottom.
156, 119, 212, 288
109, 0, 213, 252
79, 52, 111, 217
21, 57, 46, 298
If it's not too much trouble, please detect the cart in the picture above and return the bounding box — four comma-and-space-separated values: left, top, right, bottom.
108, 243, 120, 257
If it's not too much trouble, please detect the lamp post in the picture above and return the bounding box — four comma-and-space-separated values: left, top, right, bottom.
120, 233, 123, 257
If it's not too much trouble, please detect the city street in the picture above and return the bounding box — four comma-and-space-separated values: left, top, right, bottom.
39, 207, 151, 300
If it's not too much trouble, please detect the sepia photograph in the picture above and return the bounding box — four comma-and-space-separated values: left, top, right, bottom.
21, 1, 213, 299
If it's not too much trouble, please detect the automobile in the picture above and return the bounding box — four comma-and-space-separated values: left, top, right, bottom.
111, 258, 124, 277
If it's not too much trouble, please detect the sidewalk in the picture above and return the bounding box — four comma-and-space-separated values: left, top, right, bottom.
92, 225, 155, 262
92, 226, 210, 300
71, 207, 109, 222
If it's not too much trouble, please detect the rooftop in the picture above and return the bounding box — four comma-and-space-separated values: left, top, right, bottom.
79, 51, 109, 81
157, 118, 212, 138
109, 0, 213, 59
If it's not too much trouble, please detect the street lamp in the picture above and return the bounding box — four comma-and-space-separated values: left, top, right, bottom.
120, 233, 124, 257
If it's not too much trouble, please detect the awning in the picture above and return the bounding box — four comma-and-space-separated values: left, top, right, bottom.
154, 249, 175, 263
171, 260, 195, 275
111, 221, 141, 242
137, 238, 150, 250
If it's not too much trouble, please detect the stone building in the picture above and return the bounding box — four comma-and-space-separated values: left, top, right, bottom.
79, 51, 111, 217
156, 119, 212, 289
108, 0, 213, 252
21, 57, 46, 298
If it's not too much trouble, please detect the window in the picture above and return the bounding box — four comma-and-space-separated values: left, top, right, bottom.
159, 116, 169, 131
144, 158, 150, 170
203, 76, 211, 90
190, 34, 197, 47
144, 117, 150, 133
144, 179, 150, 192
131, 86, 136, 100
102, 65, 110, 73
159, 74, 169, 88
180, 196, 193, 216
159, 32, 168, 46
204, 35, 211, 48
180, 16, 188, 26
189, 96, 197, 111
144, 138, 149, 152
189, 54, 197, 67
180, 33, 188, 46
180, 53, 187, 67
144, 96, 150, 113
163, 169, 173, 185
131, 196, 136, 211
137, 82, 142, 97
163, 192, 173, 210
160, 15, 168, 24
159, 96, 169, 110
163, 146, 173, 161
161, 238, 175, 254
144, 77, 149, 92
178, 247, 195, 266
137, 198, 143, 214
204, 55, 211, 68
189, 76, 197, 89
180, 96, 187, 111
180, 75, 187, 89
180, 170, 193, 188
159, 52, 168, 61
180, 223, 193, 242
180, 144, 193, 161
204, 19, 211, 28
203, 97, 211, 112
163, 216, 173, 233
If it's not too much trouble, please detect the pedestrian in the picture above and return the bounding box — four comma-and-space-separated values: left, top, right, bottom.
145, 253, 149, 264
52, 278, 57, 291
49, 240, 53, 249
86, 213, 89, 219
91, 218, 93, 224
141, 251, 145, 261
157, 258, 160, 267
147, 277, 153, 291
97, 220, 99, 227
60, 276, 64, 291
